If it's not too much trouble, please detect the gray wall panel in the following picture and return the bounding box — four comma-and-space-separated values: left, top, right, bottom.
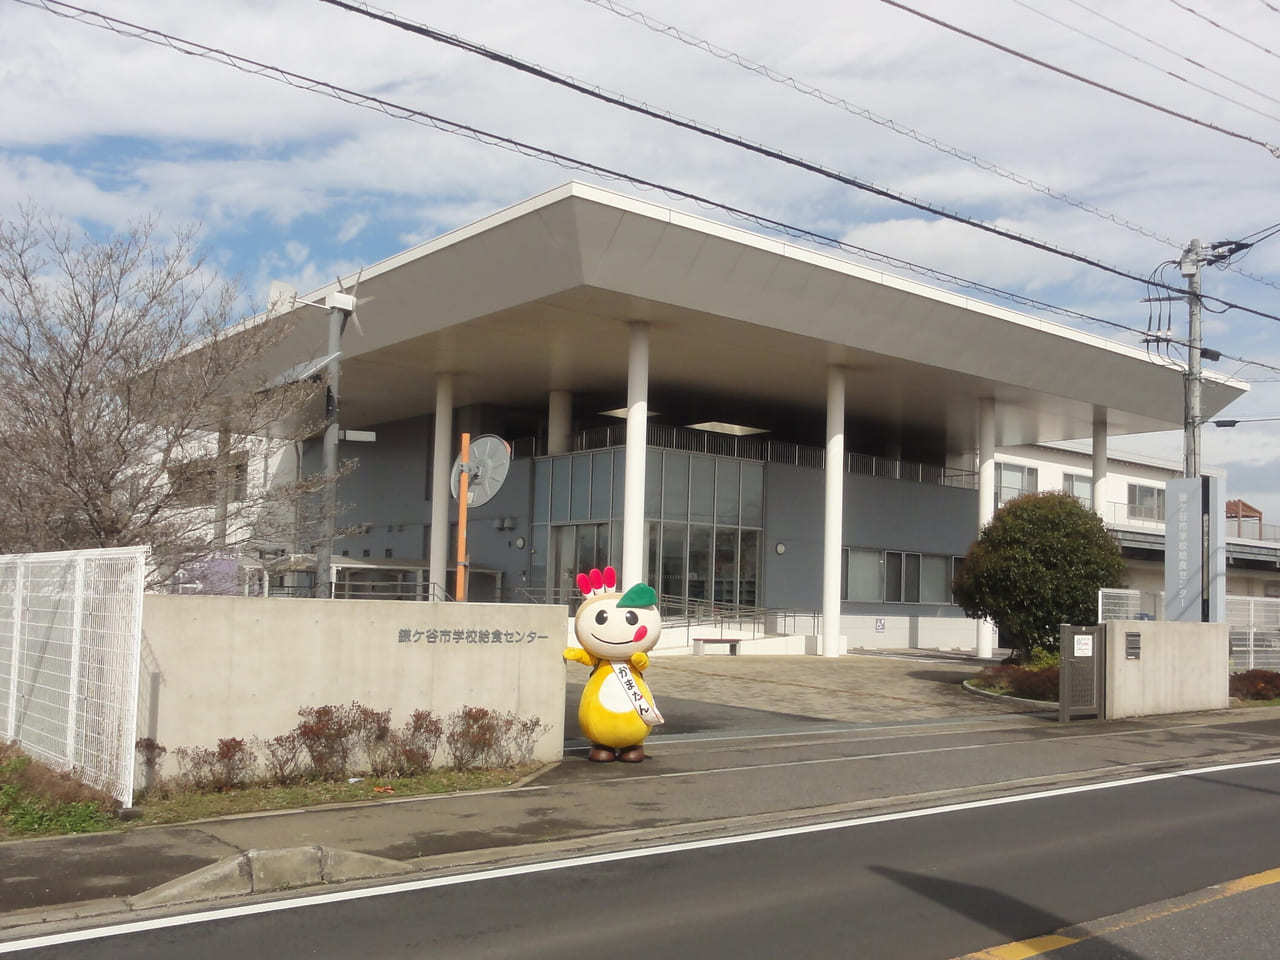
761, 463, 978, 614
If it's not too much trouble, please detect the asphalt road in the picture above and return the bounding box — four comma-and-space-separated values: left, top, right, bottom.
10, 760, 1280, 959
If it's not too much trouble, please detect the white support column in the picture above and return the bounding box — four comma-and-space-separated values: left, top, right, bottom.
622, 323, 649, 588
548, 390, 572, 456
976, 397, 996, 659
1092, 408, 1108, 521
823, 366, 845, 658
429, 374, 454, 600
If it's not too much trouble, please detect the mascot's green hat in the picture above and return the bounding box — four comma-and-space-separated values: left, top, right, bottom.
617, 582, 658, 608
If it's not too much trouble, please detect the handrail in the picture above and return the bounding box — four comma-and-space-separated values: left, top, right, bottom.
568, 422, 976, 490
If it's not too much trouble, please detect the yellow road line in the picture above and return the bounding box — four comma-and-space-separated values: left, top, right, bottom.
959, 935, 1079, 959
951, 864, 1280, 959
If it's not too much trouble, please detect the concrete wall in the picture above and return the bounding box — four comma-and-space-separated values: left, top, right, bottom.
139, 596, 566, 764
1103, 619, 1228, 719
843, 614, 979, 652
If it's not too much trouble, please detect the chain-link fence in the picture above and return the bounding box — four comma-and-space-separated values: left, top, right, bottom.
0, 546, 147, 807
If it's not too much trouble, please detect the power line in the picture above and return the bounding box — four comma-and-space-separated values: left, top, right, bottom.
0, 1, 1200, 351
1062, 0, 1280, 112
875, 0, 1280, 158
1165, 0, 1280, 63
315, 1, 1216, 301
17, 0, 1280, 378
581, 0, 1280, 294
317, 0, 1280, 320
581, 0, 1179, 247
1008, 0, 1280, 123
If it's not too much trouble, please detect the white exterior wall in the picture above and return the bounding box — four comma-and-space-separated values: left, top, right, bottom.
995, 442, 1190, 532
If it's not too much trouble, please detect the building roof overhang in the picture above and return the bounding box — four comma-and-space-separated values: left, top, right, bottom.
239, 182, 1247, 451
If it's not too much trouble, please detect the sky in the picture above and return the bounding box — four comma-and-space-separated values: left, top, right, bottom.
3, 0, 1280, 515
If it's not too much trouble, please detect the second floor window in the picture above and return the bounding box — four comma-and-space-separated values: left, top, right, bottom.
996, 463, 1038, 509
1127, 483, 1165, 521
1062, 472, 1093, 511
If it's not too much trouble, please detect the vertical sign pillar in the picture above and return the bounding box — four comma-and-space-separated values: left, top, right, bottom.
1165, 475, 1225, 622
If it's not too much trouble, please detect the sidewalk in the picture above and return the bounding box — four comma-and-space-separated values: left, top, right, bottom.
4, 652, 1278, 934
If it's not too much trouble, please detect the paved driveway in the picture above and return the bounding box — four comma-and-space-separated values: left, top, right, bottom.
565, 651, 1044, 743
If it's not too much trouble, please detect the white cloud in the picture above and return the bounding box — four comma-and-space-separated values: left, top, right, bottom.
4, 0, 1280, 508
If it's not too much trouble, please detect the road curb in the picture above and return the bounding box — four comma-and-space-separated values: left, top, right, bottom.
961, 679, 1057, 711
126, 846, 416, 910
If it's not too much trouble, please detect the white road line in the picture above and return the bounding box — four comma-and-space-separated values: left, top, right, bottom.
583, 720, 1272, 785
6, 755, 1280, 954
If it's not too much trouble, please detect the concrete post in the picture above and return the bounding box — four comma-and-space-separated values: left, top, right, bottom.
1092, 408, 1108, 521
429, 373, 453, 600
548, 390, 572, 456
823, 366, 845, 658
622, 323, 649, 589
317, 306, 343, 600
976, 397, 996, 659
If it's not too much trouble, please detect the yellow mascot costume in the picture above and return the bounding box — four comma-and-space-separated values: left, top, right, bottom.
563, 566, 664, 762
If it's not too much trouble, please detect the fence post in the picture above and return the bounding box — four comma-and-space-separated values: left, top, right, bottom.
1249, 598, 1256, 671
6, 559, 24, 740
65, 556, 86, 766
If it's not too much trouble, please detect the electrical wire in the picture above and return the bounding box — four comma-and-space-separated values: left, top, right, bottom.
875, 0, 1280, 158
1165, 0, 1280, 64
1062, 0, 1280, 111
16, 0, 1280, 379
318, 0, 1280, 318
581, 0, 1179, 248
1008, 0, 1280, 124
580, 0, 1280, 294
315, 0, 1263, 312
1239, 222, 1280, 243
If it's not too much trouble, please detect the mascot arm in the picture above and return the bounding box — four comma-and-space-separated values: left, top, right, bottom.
629, 651, 649, 672
563, 648, 595, 666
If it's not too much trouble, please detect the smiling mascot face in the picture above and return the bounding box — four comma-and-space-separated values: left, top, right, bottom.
575, 588, 663, 659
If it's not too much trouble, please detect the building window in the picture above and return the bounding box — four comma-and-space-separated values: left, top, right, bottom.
919, 554, 951, 604
995, 463, 1038, 509
884, 551, 921, 603
168, 457, 248, 507
844, 548, 883, 602
846, 548, 961, 605
1062, 472, 1092, 511
1127, 484, 1165, 521
537, 450, 762, 610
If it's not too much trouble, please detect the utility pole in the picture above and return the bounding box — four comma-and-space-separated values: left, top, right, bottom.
317, 303, 344, 599
1180, 238, 1203, 478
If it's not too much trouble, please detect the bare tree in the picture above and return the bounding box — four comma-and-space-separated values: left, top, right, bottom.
0, 206, 332, 585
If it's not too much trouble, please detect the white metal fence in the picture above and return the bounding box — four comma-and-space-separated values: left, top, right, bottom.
1097, 588, 1163, 624
1098, 588, 1280, 673
1225, 597, 1280, 672
0, 546, 147, 807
